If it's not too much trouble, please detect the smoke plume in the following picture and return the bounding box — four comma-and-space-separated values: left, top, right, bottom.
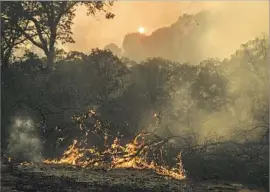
7, 117, 42, 162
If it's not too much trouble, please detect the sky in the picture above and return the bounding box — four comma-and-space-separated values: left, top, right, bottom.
22, 1, 268, 61
64, 1, 269, 60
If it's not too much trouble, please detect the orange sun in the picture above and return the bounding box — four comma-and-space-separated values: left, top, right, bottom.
138, 27, 145, 34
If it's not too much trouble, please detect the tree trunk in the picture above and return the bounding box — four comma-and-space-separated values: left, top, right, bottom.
1, 58, 9, 69
47, 49, 54, 70
1, 49, 11, 68
43, 48, 54, 71
45, 23, 56, 71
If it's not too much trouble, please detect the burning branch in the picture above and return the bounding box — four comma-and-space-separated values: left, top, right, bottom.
44, 129, 186, 180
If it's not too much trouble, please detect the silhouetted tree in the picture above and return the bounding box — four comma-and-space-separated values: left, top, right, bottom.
4, 1, 115, 70
1, 2, 31, 67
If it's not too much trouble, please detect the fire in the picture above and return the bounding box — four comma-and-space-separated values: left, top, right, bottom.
43, 109, 186, 180
44, 132, 186, 180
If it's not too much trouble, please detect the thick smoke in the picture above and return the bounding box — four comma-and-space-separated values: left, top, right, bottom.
7, 117, 42, 162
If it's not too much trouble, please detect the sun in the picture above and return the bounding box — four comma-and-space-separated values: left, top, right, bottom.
138, 27, 145, 34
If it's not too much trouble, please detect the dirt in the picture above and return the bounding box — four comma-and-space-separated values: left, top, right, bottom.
0, 163, 265, 192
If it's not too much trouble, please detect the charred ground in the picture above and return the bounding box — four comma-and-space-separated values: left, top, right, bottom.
1, 162, 262, 192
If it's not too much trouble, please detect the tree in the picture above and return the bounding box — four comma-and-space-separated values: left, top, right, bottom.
139, 58, 174, 109
240, 33, 268, 84
4, 1, 115, 70
191, 59, 228, 111
89, 49, 129, 102
1, 2, 31, 67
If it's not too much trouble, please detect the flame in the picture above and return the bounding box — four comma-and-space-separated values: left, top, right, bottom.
43, 109, 186, 180
9, 110, 186, 180
44, 132, 186, 180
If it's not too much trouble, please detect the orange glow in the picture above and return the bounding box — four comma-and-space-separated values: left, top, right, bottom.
44, 132, 186, 180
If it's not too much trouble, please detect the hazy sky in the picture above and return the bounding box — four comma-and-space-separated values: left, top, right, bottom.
20, 1, 267, 61
68, 1, 210, 51
65, 1, 268, 60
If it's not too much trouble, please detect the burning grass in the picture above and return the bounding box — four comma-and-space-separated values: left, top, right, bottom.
43, 132, 186, 180
6, 109, 185, 180
42, 109, 186, 180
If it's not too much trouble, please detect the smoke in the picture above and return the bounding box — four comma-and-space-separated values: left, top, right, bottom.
64, 1, 268, 145
18, 1, 268, 62
11, 1, 268, 146
121, 2, 268, 64
168, 35, 268, 144
63, 1, 268, 60
7, 117, 43, 162
199, 1, 269, 60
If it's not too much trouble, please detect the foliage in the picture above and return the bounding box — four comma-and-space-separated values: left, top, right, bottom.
2, 1, 115, 69
1, 2, 30, 66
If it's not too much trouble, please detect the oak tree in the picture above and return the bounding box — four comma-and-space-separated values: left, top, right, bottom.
4, 1, 115, 70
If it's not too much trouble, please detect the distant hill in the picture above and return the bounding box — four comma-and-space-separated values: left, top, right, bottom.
122, 11, 213, 64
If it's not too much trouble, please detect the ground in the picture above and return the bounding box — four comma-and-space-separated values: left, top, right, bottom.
0, 163, 265, 192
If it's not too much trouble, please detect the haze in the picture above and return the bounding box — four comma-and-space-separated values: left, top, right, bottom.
66, 1, 268, 60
